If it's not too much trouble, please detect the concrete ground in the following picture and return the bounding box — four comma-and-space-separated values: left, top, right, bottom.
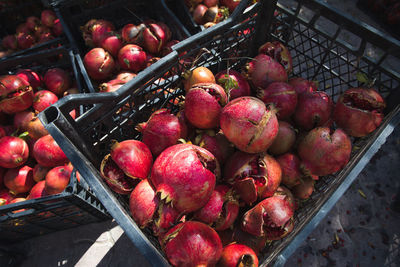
0, 1, 399, 267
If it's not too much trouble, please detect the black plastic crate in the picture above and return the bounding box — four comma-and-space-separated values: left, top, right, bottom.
0, 0, 68, 63
52, 0, 191, 93
39, 0, 400, 265
0, 171, 110, 243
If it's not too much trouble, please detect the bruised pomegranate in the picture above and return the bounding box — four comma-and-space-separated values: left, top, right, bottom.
25, 116, 48, 140
150, 144, 219, 213
27, 180, 48, 199
220, 96, 279, 153
45, 165, 71, 195
184, 82, 228, 129
4, 165, 34, 195
268, 121, 296, 155
43, 68, 71, 95
143, 23, 167, 54
100, 32, 122, 57
0, 75, 34, 114
218, 243, 259, 267
33, 134, 69, 167
224, 151, 281, 204
118, 44, 147, 72
33, 164, 51, 182
294, 91, 333, 130
136, 109, 187, 157
259, 41, 293, 75
298, 127, 352, 176
0, 136, 29, 168
276, 153, 302, 188
333, 87, 386, 137
33, 90, 58, 112
121, 23, 146, 45
215, 69, 251, 100
292, 176, 315, 200
160, 221, 223, 267
183, 66, 215, 92
288, 77, 318, 94
193, 130, 234, 165
241, 195, 294, 240
246, 54, 288, 89
84, 48, 115, 80
257, 82, 297, 119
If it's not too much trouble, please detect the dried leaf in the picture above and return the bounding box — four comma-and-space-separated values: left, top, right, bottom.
358, 189, 367, 199
356, 72, 369, 84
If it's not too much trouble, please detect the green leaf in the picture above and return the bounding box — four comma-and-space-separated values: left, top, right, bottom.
124, 58, 130, 68
18, 131, 30, 140
356, 72, 369, 84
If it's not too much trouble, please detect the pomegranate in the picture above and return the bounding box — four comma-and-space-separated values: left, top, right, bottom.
288, 77, 318, 94
118, 44, 147, 73
184, 82, 228, 129
241, 195, 294, 240
298, 127, 352, 176
2, 35, 17, 50
81, 19, 114, 47
143, 23, 167, 54
0, 75, 33, 114
16, 23, 31, 35
33, 90, 58, 112
292, 176, 315, 200
150, 143, 220, 213
116, 71, 136, 82
193, 4, 208, 24
34, 25, 51, 39
26, 16, 40, 31
183, 66, 215, 92
17, 33, 35, 49
25, 116, 48, 140
4, 165, 34, 195
220, 0, 241, 12
52, 19, 63, 36
27, 180, 48, 199
258, 41, 293, 74
38, 32, 55, 43
222, 226, 268, 254
294, 91, 333, 130
204, 0, 219, 7
160, 221, 223, 267
333, 87, 386, 137
0, 136, 29, 168
246, 54, 288, 89
99, 79, 126, 93
14, 110, 34, 130
160, 40, 179, 57
218, 243, 259, 267
193, 130, 234, 165
136, 109, 187, 157
274, 185, 297, 212
16, 69, 42, 90
9, 198, 26, 213
215, 69, 251, 100
100, 154, 139, 194
193, 185, 239, 231
276, 153, 302, 188
220, 96, 279, 153
84, 48, 115, 80
0, 189, 14, 205
257, 82, 297, 119
268, 121, 296, 155
45, 165, 71, 195
224, 151, 282, 204
100, 32, 122, 57
33, 135, 69, 167
43, 68, 71, 95
33, 164, 51, 182
41, 10, 57, 28
121, 23, 146, 45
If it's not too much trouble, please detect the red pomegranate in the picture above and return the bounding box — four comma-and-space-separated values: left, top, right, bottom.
259, 41, 293, 75
45, 165, 71, 195
121, 23, 146, 45
118, 44, 147, 73
100, 32, 122, 57
193, 184, 239, 231
220, 96, 279, 153
16, 69, 42, 90
52, 19, 63, 36
16, 23, 31, 35
333, 87, 386, 137
246, 54, 288, 89
9, 197, 26, 213
268, 121, 296, 155
150, 143, 220, 213
27, 180, 48, 199
34, 25, 51, 39
160, 221, 223, 267
292, 176, 315, 200
25, 115, 48, 140
294, 91, 333, 130
143, 23, 167, 54
136, 109, 187, 157
241, 195, 294, 240
84, 48, 115, 80
82, 19, 114, 47
26, 16, 40, 31
33, 90, 58, 112
276, 153, 302, 188
2, 35, 17, 50
184, 82, 228, 129
41, 10, 57, 28
288, 77, 318, 94
0, 75, 33, 114
0, 136, 29, 168
257, 81, 297, 119
215, 69, 251, 100
298, 127, 352, 176
99, 79, 125, 93
116, 71, 137, 83
193, 4, 208, 24
17, 33, 35, 49
43, 68, 71, 95
4, 165, 35, 195
218, 243, 259, 267
224, 151, 282, 204
33, 134, 69, 167
193, 130, 234, 165
0, 189, 14, 205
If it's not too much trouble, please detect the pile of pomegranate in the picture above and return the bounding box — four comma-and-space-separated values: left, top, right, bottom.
0, 9, 63, 59
98, 39, 386, 266
81, 19, 180, 92
185, 0, 243, 28
0, 64, 81, 210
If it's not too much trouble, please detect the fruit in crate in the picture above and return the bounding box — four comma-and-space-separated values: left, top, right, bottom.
0, 136, 29, 168
84, 48, 115, 80
218, 243, 259, 267
0, 75, 34, 114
